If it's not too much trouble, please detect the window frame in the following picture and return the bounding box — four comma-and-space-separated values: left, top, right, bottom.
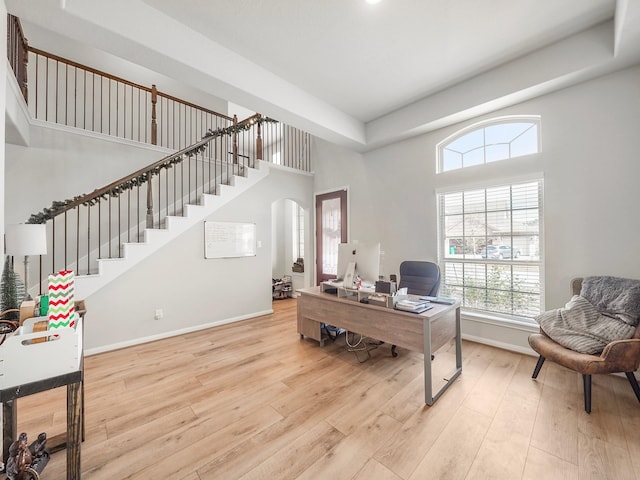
436, 175, 545, 323
292, 202, 305, 263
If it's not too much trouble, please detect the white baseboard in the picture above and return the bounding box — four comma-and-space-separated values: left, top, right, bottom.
460, 314, 539, 356
461, 332, 537, 356
85, 309, 273, 356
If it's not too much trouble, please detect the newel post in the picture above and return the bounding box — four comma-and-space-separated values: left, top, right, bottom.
21, 29, 28, 104
256, 115, 263, 165
232, 114, 238, 165
151, 84, 158, 145
254, 123, 262, 167
146, 173, 154, 228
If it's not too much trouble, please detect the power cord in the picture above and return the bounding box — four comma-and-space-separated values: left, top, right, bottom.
345, 330, 378, 363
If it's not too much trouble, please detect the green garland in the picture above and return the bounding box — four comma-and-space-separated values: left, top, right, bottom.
26, 117, 277, 225
205, 115, 276, 139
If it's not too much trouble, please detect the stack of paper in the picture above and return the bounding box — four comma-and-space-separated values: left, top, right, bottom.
395, 298, 433, 313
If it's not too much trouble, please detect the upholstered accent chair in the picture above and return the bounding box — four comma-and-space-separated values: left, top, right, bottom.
529, 277, 640, 413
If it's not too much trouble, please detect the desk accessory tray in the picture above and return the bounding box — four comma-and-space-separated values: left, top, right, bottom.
0, 316, 82, 389
367, 294, 394, 308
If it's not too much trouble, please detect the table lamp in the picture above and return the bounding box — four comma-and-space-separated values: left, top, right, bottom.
5, 224, 48, 300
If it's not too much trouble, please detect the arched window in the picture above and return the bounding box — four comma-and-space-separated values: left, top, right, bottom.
438, 116, 540, 173
436, 116, 544, 320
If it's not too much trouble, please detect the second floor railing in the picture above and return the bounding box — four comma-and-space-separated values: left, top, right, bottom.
7, 14, 313, 173
27, 47, 234, 151
25, 46, 312, 172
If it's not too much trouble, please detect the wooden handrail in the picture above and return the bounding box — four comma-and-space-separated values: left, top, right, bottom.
28, 47, 233, 122
28, 46, 152, 93
27, 45, 233, 149
155, 90, 233, 121
47, 137, 213, 218
30, 114, 268, 222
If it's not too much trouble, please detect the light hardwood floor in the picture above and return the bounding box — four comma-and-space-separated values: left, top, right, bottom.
13, 298, 640, 479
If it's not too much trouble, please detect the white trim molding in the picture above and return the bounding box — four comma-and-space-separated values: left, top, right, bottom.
460, 311, 539, 356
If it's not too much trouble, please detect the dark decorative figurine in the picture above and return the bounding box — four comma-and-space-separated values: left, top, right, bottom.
5, 432, 49, 480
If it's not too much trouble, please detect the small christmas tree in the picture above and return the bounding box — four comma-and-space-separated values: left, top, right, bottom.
1, 255, 26, 320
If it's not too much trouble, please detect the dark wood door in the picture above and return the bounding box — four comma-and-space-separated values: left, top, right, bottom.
315, 189, 347, 284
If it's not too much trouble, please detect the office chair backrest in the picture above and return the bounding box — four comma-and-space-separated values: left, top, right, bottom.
399, 261, 441, 296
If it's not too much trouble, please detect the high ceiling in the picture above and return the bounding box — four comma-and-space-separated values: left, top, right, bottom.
7, 0, 640, 150
140, 0, 615, 123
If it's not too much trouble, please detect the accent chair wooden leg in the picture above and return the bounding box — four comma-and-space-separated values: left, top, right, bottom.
532, 355, 545, 378
625, 372, 640, 404
583, 374, 592, 414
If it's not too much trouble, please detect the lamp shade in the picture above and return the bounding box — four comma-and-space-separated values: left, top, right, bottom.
5, 224, 48, 256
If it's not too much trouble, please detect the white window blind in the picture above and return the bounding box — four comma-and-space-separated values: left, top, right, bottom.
438, 179, 543, 319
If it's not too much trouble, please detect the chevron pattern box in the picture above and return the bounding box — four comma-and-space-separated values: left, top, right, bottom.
48, 270, 76, 329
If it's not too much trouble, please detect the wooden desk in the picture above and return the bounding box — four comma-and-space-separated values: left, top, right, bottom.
297, 286, 462, 405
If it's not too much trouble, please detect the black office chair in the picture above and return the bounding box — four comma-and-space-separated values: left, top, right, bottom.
391, 261, 441, 357
399, 261, 441, 297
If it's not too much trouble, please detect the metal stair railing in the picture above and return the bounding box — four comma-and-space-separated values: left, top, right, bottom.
5, 14, 314, 294
26, 114, 271, 295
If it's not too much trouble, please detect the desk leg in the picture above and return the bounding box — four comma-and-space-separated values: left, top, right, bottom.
424, 321, 434, 405
455, 307, 462, 371
423, 308, 463, 406
2, 400, 17, 468
67, 381, 82, 480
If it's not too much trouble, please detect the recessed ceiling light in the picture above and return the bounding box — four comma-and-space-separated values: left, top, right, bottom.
366, 0, 382, 4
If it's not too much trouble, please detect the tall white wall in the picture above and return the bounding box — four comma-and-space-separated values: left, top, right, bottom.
271, 199, 287, 278
313, 65, 640, 352
83, 166, 312, 352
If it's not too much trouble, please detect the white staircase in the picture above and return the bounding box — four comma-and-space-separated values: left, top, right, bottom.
74, 161, 270, 300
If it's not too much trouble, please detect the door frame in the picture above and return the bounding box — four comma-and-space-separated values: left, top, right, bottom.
315, 188, 348, 285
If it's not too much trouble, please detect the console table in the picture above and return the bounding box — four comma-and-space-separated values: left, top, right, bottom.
1, 369, 82, 479
1, 302, 86, 480
297, 286, 462, 405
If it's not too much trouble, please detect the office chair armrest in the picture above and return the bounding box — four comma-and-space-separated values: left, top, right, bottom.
600, 338, 640, 371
